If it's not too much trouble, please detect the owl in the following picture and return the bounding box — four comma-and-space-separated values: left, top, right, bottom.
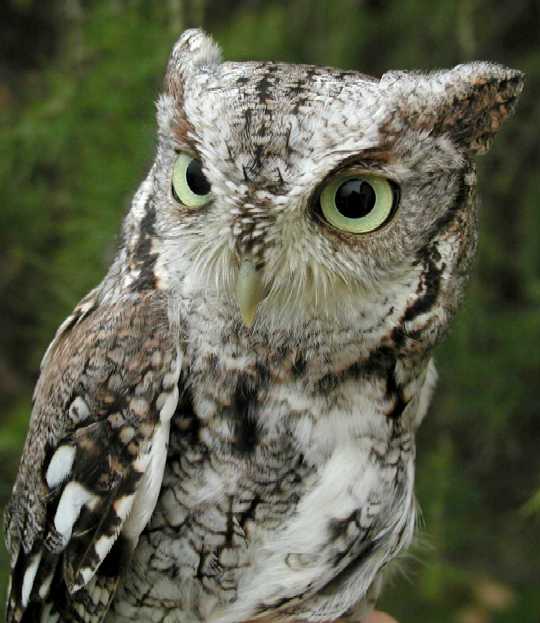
4, 28, 523, 623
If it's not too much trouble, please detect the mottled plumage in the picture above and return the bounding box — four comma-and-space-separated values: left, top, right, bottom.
5, 29, 522, 623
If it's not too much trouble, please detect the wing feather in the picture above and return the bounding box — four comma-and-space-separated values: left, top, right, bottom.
4, 290, 181, 623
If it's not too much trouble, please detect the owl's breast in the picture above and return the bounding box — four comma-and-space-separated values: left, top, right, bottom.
109, 332, 419, 623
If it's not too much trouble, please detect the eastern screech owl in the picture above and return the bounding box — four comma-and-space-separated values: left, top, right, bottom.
5, 28, 523, 623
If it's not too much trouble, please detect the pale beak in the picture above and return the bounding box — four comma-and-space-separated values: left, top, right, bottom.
236, 258, 265, 328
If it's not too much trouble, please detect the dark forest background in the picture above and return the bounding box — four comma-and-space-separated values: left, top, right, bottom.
1, 1, 539, 621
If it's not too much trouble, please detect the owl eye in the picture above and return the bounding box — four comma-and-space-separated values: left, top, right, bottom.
171, 153, 212, 207
318, 174, 399, 234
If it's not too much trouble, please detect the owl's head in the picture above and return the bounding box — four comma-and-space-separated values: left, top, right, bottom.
119, 29, 522, 345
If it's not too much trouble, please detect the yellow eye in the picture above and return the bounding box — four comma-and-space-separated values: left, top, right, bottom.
171, 153, 212, 207
319, 174, 398, 234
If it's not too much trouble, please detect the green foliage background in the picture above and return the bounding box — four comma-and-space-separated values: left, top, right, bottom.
1, 1, 539, 621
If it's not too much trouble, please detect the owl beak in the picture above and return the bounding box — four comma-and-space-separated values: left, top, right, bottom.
236, 259, 265, 328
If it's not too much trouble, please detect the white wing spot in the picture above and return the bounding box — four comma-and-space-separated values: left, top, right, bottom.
38, 568, 54, 600
46, 445, 76, 489
77, 566, 95, 591
68, 397, 90, 422
94, 533, 116, 560
21, 551, 42, 607
113, 494, 135, 521
54, 482, 98, 547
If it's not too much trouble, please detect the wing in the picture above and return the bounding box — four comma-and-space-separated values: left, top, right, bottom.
4, 289, 182, 623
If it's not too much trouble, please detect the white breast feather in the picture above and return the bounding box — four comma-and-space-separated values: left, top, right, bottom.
212, 442, 406, 623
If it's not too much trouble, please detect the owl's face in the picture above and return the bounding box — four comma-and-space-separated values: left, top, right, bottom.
121, 29, 521, 343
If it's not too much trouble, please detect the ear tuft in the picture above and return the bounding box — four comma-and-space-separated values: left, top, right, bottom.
382, 62, 524, 156
165, 29, 222, 100
435, 62, 524, 155
169, 29, 222, 70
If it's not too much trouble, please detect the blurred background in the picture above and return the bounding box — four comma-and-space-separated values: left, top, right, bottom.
0, 1, 539, 621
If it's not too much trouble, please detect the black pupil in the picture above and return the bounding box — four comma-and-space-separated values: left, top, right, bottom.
186, 159, 211, 195
335, 179, 376, 219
